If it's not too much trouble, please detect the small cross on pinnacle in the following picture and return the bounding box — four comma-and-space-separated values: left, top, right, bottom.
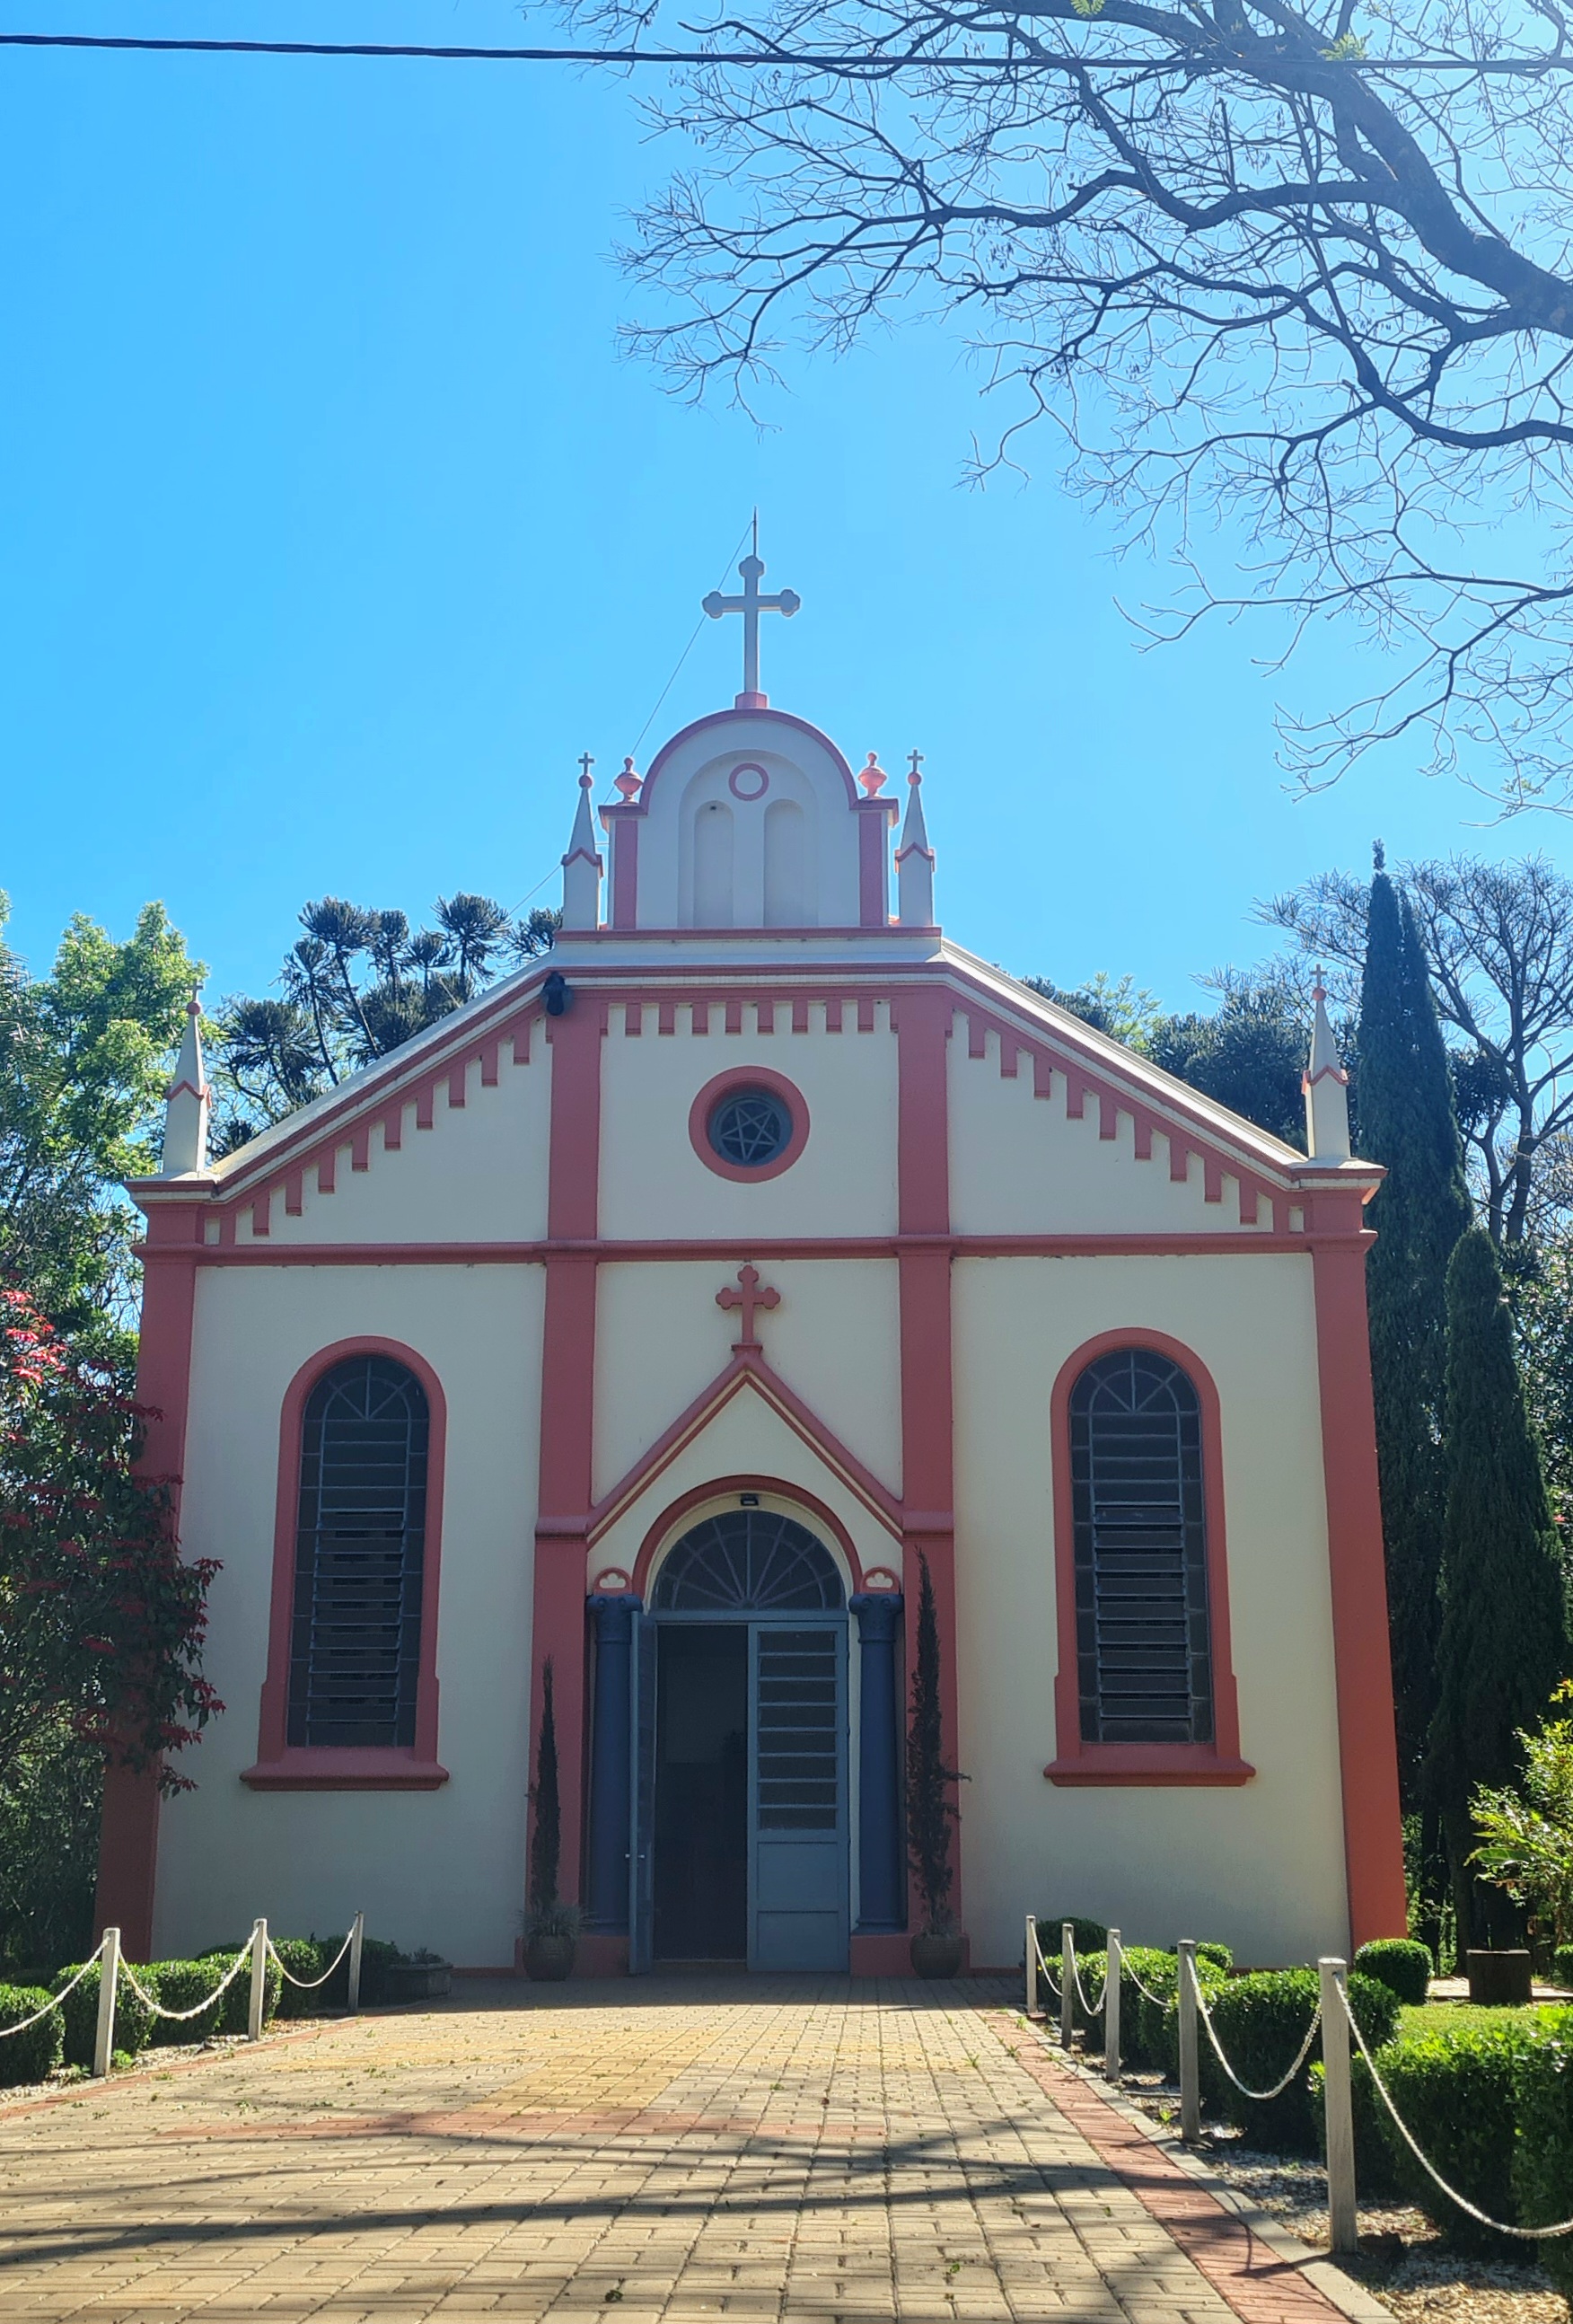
909, 749, 924, 781
703, 528, 801, 709
577, 751, 594, 788
716, 1262, 780, 1352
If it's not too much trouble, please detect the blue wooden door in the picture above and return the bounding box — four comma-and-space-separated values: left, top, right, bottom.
750, 1624, 848, 1970
628, 1610, 657, 1974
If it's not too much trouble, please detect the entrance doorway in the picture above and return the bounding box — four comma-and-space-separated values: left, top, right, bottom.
630, 1507, 850, 1974
654, 1625, 748, 1961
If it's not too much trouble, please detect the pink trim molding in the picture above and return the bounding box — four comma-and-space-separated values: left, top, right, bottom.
1047, 1328, 1251, 1787
244, 1336, 448, 1791
688, 1065, 811, 1184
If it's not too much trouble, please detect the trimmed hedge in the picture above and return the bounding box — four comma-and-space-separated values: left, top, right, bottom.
0, 1985, 64, 2085
145, 1959, 237, 2045
1038, 1915, 1109, 1955
52, 1960, 154, 2067
273, 1937, 332, 2020
1375, 2008, 1540, 2250
198, 1947, 282, 2036
1205, 1968, 1400, 2151
1512, 2004, 1573, 2292
1355, 1938, 1432, 2007
1194, 1942, 1234, 1974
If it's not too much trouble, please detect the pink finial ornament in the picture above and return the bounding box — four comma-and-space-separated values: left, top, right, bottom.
615, 756, 642, 801
1312, 962, 1327, 1004
859, 753, 888, 797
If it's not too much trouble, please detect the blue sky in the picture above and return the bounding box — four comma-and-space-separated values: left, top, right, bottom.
4, 0, 1564, 1018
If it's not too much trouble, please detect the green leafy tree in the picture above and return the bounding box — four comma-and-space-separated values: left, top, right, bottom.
0, 895, 200, 1360
1021, 972, 1161, 1052
215, 896, 558, 1143
1147, 975, 1310, 1148
1359, 859, 1473, 1804
1429, 1228, 1569, 1951
1471, 1683, 1573, 1952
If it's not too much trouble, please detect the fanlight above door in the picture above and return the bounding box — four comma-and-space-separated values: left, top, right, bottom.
653, 1510, 845, 1612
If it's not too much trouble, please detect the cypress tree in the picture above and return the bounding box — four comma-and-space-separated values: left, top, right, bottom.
1428, 1228, 1568, 1950
529, 1659, 560, 1914
1358, 853, 1472, 1799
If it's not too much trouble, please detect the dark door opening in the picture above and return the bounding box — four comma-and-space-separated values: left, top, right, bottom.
654, 1624, 748, 1960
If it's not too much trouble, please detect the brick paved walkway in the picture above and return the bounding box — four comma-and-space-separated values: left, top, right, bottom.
0, 1979, 1353, 2324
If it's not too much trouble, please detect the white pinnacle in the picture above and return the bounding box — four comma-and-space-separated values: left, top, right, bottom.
1302, 976, 1351, 1163
561, 755, 604, 931
895, 751, 936, 929
161, 996, 211, 1176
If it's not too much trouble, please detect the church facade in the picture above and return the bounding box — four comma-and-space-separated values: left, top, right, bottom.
101, 557, 1406, 1975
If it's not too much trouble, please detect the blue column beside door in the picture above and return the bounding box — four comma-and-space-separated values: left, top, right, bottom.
585, 1594, 639, 1929
851, 1592, 905, 1931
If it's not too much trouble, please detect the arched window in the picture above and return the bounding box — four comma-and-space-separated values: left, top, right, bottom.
286, 1355, 429, 1748
653, 1509, 845, 1611
1068, 1347, 1214, 1746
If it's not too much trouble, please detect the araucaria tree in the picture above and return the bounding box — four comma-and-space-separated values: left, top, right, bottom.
601, 0, 1573, 805
907, 1554, 961, 1934
1428, 1228, 1568, 1951
1358, 858, 1472, 1798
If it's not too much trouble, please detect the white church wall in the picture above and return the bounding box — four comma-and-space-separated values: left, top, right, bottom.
231, 1043, 551, 1247
598, 1011, 900, 1240
593, 1258, 902, 1503
635, 713, 862, 929
154, 1262, 544, 1968
947, 1019, 1279, 1237
952, 1252, 1349, 1968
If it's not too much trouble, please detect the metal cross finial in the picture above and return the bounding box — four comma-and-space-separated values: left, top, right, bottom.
577, 750, 595, 788
703, 536, 801, 708
716, 1262, 780, 1352
909, 748, 925, 781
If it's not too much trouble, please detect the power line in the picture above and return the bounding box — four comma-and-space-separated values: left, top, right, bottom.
2, 28, 1572, 73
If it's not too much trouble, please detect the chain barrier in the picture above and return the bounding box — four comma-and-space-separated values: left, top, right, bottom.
118, 1941, 254, 2023
1192, 1980, 1324, 2101
0, 1940, 110, 2039
1338, 1982, 1573, 2241
266, 1926, 356, 1991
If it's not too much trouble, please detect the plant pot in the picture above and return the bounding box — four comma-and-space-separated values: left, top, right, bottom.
524, 1933, 576, 1983
1466, 1949, 1533, 2005
381, 1961, 453, 2003
910, 1932, 965, 1980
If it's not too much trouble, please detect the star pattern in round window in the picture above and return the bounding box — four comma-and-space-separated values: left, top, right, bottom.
708, 1087, 794, 1168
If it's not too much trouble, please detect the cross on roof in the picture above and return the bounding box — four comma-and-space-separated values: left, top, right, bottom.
703, 530, 801, 708
716, 1262, 780, 1352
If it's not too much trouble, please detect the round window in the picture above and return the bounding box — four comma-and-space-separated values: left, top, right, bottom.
708, 1087, 794, 1169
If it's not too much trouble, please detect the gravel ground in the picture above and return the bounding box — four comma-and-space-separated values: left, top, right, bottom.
1117, 2073, 1567, 2324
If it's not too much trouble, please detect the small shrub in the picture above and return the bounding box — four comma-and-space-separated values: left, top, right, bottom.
1356, 1938, 1432, 2007
1118, 1948, 1177, 2073
272, 1938, 330, 2020
1375, 2008, 1539, 2249
355, 1937, 406, 2006
198, 1945, 281, 2035
0, 1985, 64, 2085
1205, 1968, 1399, 2150
1310, 2052, 1402, 2197
51, 1960, 154, 2067
145, 1959, 233, 2044
1512, 2006, 1573, 2293
1038, 1915, 1109, 1956
1194, 1942, 1234, 1973
1553, 1946, 1573, 1993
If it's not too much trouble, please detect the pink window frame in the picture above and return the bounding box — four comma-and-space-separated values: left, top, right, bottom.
1044, 1328, 1253, 1787
242, 1335, 449, 1791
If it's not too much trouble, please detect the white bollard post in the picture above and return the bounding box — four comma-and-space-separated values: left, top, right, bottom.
1105, 1929, 1122, 2084
1178, 1941, 1200, 2142
1025, 1915, 1039, 2020
1060, 1921, 1076, 2051
92, 1927, 120, 2080
1320, 1957, 1358, 2253
247, 1918, 268, 2041
347, 1911, 365, 2016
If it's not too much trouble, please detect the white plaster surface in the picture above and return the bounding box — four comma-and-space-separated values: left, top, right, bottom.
154, 1264, 543, 1969
948, 1020, 1278, 1237
951, 1253, 1347, 1970
598, 1013, 900, 1240
593, 1259, 902, 1505
234, 1046, 550, 1246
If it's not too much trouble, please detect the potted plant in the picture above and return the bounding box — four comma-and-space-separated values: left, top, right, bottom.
907, 1554, 966, 1977
524, 1659, 581, 1981
382, 1949, 453, 2003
